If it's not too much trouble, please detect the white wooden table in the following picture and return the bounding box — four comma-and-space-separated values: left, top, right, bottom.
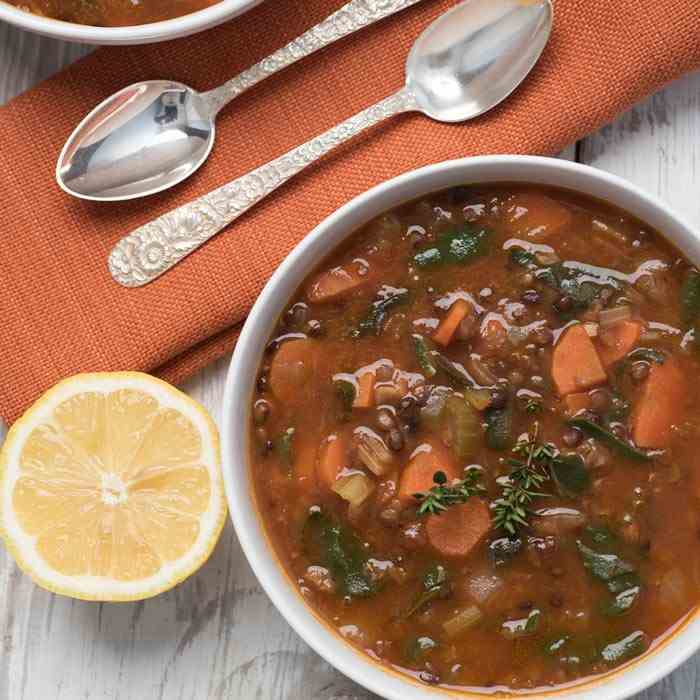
1, 21, 699, 700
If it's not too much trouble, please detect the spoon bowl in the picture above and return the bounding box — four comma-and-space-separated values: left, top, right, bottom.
408, 0, 552, 122
57, 80, 213, 201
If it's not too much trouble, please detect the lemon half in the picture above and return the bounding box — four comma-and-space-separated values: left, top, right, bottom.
0, 372, 226, 601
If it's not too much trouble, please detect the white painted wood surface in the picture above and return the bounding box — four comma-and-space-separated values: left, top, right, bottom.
0, 20, 699, 700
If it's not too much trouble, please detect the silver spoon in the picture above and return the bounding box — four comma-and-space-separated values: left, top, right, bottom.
109, 0, 553, 287
56, 0, 426, 202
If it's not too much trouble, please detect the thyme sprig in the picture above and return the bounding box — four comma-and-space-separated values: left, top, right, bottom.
493, 423, 553, 535
414, 468, 485, 516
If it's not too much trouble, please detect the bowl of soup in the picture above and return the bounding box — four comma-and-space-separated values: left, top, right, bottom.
0, 0, 261, 44
222, 155, 700, 699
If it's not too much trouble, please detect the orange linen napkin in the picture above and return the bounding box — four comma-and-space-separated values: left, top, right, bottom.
0, 0, 699, 425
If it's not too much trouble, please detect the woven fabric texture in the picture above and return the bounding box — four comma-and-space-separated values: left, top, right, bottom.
0, 0, 699, 424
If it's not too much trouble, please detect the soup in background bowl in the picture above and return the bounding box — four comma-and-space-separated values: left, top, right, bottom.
0, 0, 261, 45
6, 0, 221, 26
223, 156, 700, 700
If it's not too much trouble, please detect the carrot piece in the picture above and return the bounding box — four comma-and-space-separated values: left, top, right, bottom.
305, 262, 368, 304
433, 299, 473, 347
505, 192, 573, 240
597, 320, 643, 367
269, 339, 316, 405
398, 441, 459, 503
425, 499, 491, 558
317, 434, 349, 489
353, 371, 376, 409
551, 324, 607, 396
564, 392, 591, 416
631, 357, 685, 448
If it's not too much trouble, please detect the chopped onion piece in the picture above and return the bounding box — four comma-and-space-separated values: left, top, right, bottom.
599, 305, 632, 328
442, 605, 482, 639
332, 473, 375, 506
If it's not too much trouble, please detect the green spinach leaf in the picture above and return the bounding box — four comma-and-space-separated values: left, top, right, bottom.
414, 224, 492, 267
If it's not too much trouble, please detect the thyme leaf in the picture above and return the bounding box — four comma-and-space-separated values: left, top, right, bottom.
414, 468, 485, 516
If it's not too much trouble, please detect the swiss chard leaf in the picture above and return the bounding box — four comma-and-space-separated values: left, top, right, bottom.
333, 376, 356, 417
414, 224, 492, 267
412, 334, 437, 378
600, 631, 648, 665
355, 286, 408, 337
303, 511, 376, 598
567, 418, 652, 462
406, 564, 450, 617
601, 585, 641, 616
576, 541, 635, 581
538, 261, 621, 310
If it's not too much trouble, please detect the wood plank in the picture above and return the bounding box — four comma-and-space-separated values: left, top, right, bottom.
0, 23, 91, 101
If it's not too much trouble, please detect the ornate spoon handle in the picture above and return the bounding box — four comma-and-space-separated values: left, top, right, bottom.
108, 88, 418, 287
201, 0, 425, 116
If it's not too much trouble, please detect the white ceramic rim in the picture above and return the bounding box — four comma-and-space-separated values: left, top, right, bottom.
222, 155, 700, 700
0, 0, 261, 45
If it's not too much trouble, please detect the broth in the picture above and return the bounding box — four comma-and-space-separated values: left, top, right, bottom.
249, 184, 700, 692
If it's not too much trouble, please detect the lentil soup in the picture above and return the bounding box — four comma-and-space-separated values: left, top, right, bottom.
249, 183, 700, 693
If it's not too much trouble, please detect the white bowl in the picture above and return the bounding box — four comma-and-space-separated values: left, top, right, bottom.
222, 155, 700, 700
0, 0, 261, 45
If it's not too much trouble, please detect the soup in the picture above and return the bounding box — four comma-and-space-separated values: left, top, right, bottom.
249, 183, 700, 692
7, 0, 219, 26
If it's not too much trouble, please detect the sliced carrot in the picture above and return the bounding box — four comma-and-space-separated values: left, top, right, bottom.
631, 357, 685, 448
564, 392, 591, 416
305, 261, 368, 304
425, 499, 491, 558
505, 192, 573, 240
597, 320, 643, 367
317, 434, 349, 489
398, 441, 459, 503
551, 324, 607, 396
433, 299, 473, 347
269, 339, 316, 405
353, 371, 376, 409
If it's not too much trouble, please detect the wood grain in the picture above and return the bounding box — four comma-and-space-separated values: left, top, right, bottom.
0, 20, 699, 700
